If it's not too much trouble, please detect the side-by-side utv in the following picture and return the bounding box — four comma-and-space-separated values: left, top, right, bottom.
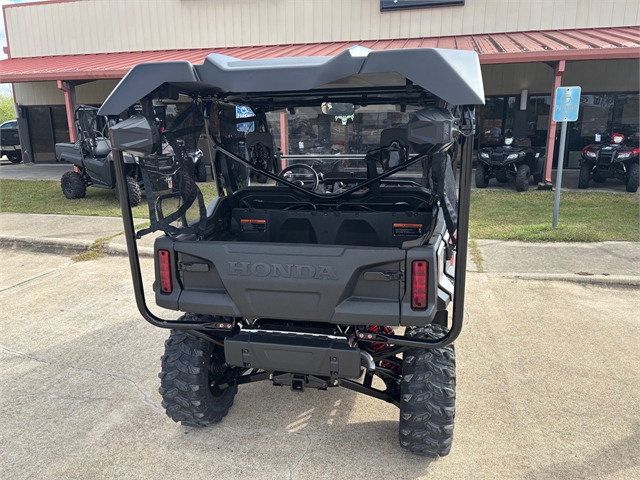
56, 105, 207, 206
55, 105, 146, 206
99, 46, 484, 457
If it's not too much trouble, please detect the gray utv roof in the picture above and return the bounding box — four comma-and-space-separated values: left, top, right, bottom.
99, 46, 484, 116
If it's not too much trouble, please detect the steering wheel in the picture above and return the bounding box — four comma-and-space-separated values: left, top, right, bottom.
278, 164, 320, 191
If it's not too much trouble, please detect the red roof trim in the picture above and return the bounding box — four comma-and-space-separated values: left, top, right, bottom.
1, 26, 638, 83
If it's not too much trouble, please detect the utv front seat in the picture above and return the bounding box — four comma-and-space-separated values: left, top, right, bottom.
93, 138, 112, 157
380, 128, 409, 169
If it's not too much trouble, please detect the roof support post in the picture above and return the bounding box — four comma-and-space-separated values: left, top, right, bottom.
57, 80, 76, 143
541, 60, 565, 187
279, 111, 288, 168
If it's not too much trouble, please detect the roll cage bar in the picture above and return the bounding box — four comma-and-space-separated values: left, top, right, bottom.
111, 97, 476, 351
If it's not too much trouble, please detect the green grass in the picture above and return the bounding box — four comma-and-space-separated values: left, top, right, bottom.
468, 238, 485, 272
0, 179, 218, 218
1, 179, 638, 242
469, 190, 640, 242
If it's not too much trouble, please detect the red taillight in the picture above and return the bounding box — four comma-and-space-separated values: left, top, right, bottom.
611, 133, 625, 144
411, 260, 428, 310
158, 249, 173, 294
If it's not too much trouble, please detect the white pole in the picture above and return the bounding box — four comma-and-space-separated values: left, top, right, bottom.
552, 121, 568, 229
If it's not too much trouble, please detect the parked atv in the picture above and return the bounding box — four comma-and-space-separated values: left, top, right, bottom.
99, 46, 483, 457
475, 133, 545, 191
579, 133, 639, 192
55, 105, 147, 206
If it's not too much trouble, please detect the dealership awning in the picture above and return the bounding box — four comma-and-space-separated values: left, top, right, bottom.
1, 26, 638, 83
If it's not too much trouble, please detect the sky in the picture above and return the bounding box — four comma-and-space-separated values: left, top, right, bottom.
1, 0, 41, 94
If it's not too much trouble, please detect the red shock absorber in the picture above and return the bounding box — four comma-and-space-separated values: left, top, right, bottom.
380, 361, 402, 372
366, 325, 395, 352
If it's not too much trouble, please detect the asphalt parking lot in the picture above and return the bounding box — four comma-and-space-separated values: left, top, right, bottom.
1, 251, 638, 479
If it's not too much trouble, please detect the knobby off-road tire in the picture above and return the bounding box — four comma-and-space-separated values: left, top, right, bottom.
475, 163, 490, 188
159, 330, 238, 427
61, 171, 86, 199
515, 164, 530, 192
626, 163, 639, 193
194, 160, 207, 183
399, 324, 456, 457
578, 162, 591, 189
8, 152, 22, 163
115, 175, 142, 207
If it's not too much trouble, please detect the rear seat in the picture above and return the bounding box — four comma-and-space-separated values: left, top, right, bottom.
230, 206, 432, 248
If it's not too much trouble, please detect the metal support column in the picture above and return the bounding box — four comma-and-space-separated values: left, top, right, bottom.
279, 111, 288, 169
541, 60, 565, 187
57, 80, 77, 143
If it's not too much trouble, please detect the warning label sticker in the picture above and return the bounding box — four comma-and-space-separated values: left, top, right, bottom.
393, 223, 423, 237
240, 219, 267, 233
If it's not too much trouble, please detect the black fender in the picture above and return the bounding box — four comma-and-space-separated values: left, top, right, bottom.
580, 155, 596, 167
533, 153, 545, 178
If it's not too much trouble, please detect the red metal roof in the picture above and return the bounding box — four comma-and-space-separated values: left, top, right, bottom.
1, 26, 638, 83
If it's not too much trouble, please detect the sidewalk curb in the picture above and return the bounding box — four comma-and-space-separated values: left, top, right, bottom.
103, 242, 154, 258
487, 272, 640, 287
0, 236, 93, 256
4, 235, 639, 286
0, 236, 154, 258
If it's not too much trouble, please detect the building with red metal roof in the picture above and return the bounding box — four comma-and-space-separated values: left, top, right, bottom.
0, 0, 638, 178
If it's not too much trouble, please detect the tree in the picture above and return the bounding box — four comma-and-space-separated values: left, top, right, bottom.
0, 93, 16, 124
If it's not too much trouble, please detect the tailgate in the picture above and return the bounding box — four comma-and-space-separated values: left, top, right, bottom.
163, 241, 406, 325
1, 129, 19, 147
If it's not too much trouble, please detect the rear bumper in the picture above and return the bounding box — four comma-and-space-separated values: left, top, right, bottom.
1, 145, 20, 152
224, 329, 362, 379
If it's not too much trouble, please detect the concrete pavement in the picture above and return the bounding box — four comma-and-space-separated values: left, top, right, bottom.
473, 239, 640, 283
0, 159, 72, 180
0, 250, 638, 479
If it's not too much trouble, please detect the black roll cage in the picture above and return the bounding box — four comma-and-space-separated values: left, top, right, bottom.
111, 92, 475, 352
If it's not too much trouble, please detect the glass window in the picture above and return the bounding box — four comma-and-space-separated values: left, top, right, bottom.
265, 112, 282, 150
612, 93, 639, 140
1, 120, 17, 129
504, 96, 518, 134
27, 107, 55, 162
569, 94, 615, 152
476, 97, 505, 147
51, 107, 70, 144
165, 103, 190, 127
286, 105, 416, 155
380, 0, 464, 11
526, 96, 552, 147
